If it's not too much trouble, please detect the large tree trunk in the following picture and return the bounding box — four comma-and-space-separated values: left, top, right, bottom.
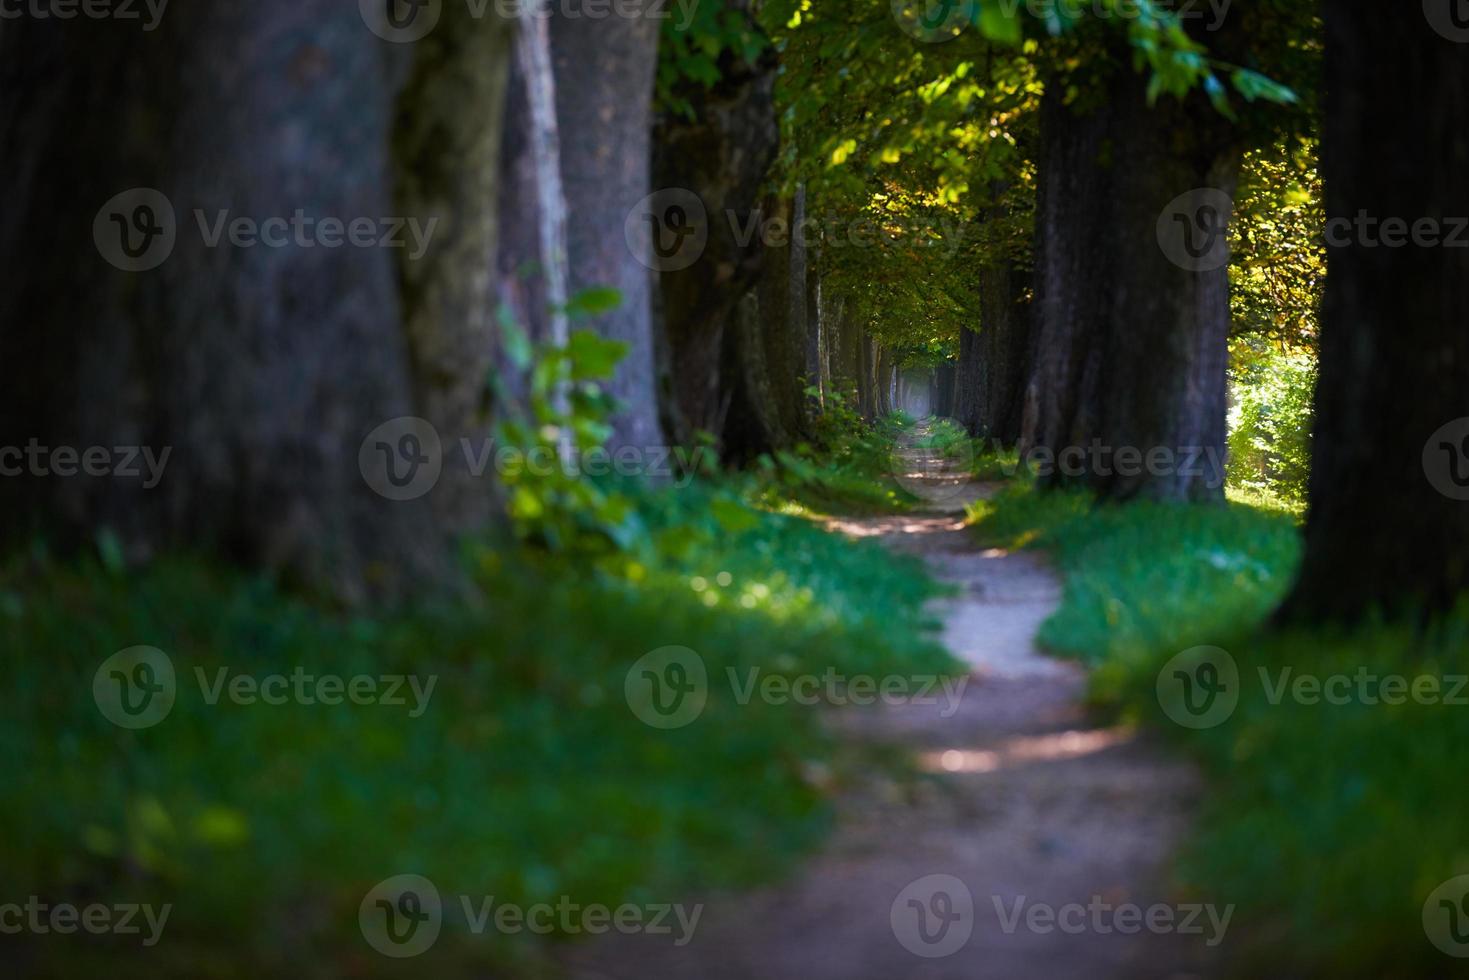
954, 325, 983, 435
932, 362, 958, 420
874, 347, 894, 415
552, 1, 662, 450
1021, 67, 1238, 502
831, 296, 863, 402
0, 4, 511, 599
396, 7, 517, 530
975, 262, 1031, 446
749, 194, 813, 442
804, 222, 823, 412
721, 288, 789, 462
1280, 3, 1469, 622
652, 9, 778, 446
858, 333, 877, 419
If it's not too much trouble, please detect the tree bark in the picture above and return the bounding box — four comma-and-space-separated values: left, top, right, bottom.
858, 334, 877, 419
551, 0, 662, 450
1280, 2, 1469, 622
804, 218, 823, 411
395, 7, 517, 532
831, 296, 863, 404
751, 195, 812, 442
652, 10, 778, 446
932, 362, 957, 420
721, 288, 788, 462
1021, 67, 1239, 501
0, 4, 511, 599
975, 261, 1031, 446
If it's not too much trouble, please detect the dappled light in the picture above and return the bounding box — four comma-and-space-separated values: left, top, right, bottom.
921, 726, 1136, 775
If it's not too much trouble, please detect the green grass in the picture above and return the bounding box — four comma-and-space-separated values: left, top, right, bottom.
751, 413, 920, 516
1171, 616, 1469, 977
0, 484, 953, 977
967, 482, 1301, 673
968, 482, 1469, 976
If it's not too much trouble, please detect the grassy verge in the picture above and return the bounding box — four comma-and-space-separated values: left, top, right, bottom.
1, 483, 953, 977
969, 482, 1467, 977
751, 412, 919, 516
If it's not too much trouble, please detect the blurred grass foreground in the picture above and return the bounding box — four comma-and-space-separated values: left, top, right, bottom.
1, 468, 954, 976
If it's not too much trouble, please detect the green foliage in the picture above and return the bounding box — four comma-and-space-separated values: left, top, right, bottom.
656, 0, 770, 119
753, 399, 917, 516
761, 0, 1042, 354
1227, 343, 1317, 507
0, 487, 953, 975
1230, 139, 1324, 349
911, 416, 968, 454
494, 295, 662, 556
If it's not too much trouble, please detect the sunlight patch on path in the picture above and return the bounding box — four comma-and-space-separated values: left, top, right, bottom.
922, 726, 1137, 775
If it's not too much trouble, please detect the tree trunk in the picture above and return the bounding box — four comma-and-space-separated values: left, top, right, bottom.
932, 362, 957, 420
0, 4, 511, 600
975, 261, 1031, 446
858, 334, 877, 419
955, 325, 984, 434
721, 288, 789, 462
652, 6, 777, 446
805, 226, 823, 411
551, 1, 662, 450
1280, 2, 1469, 622
394, 4, 517, 538
512, 15, 570, 352
1021, 68, 1239, 502
874, 347, 894, 415
753, 195, 812, 441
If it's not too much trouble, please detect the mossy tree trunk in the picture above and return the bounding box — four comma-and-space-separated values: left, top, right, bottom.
0, 3, 512, 599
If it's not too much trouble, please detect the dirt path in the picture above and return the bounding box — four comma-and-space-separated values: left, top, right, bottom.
562, 432, 1214, 979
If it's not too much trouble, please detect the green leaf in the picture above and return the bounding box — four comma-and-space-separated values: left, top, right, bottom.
564, 287, 623, 319
498, 305, 533, 371
1231, 68, 1298, 106
978, 2, 1021, 45
566, 330, 629, 381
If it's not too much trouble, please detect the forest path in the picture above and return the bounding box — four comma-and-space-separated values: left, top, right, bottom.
561, 424, 1213, 979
